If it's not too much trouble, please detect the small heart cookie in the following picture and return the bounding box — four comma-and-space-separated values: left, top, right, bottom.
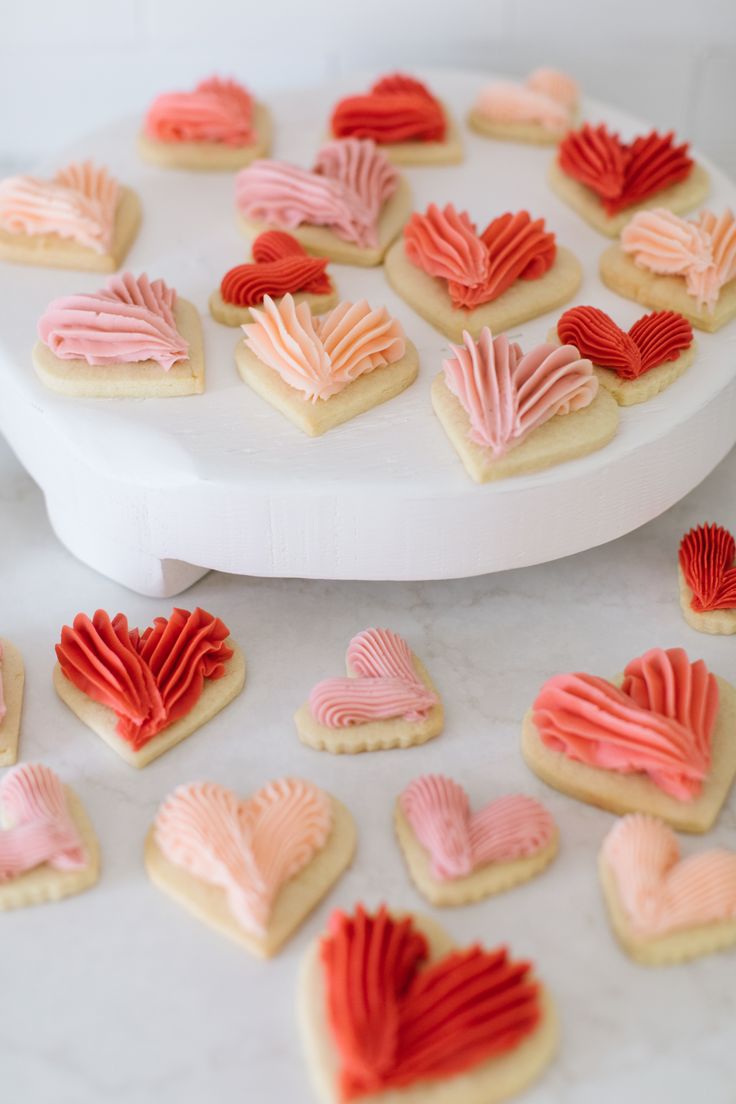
0, 639, 24, 766
396, 775, 558, 906
295, 628, 443, 753
0, 763, 100, 911
522, 647, 736, 833
299, 904, 558, 1103
599, 814, 736, 965
468, 68, 579, 145
145, 778, 356, 957
678, 523, 736, 634
54, 607, 246, 768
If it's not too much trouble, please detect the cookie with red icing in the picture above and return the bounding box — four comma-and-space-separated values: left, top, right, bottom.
0, 638, 24, 766
678, 524, 736, 635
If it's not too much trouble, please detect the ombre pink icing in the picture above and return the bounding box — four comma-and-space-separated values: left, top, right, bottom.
309, 628, 438, 728
154, 778, 332, 936
0, 161, 119, 253
533, 647, 718, 801
144, 76, 255, 146
235, 138, 398, 248
0, 764, 86, 881
603, 814, 736, 936
242, 293, 405, 402
442, 327, 597, 458
474, 68, 578, 135
38, 272, 189, 369
400, 775, 555, 881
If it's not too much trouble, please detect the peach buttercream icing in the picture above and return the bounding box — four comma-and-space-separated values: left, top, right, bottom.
144, 76, 255, 146
0, 161, 119, 253
474, 68, 578, 135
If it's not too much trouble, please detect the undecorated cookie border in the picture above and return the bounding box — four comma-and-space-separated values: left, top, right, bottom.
0, 638, 24, 766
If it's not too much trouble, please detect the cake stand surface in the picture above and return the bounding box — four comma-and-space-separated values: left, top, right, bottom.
1, 71, 735, 597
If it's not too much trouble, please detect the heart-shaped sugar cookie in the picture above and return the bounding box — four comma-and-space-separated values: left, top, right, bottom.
0, 639, 24, 766
396, 775, 558, 905
468, 68, 579, 145
299, 905, 558, 1103
54, 607, 246, 768
599, 814, 736, 964
295, 628, 443, 753
145, 778, 356, 957
678, 523, 736, 634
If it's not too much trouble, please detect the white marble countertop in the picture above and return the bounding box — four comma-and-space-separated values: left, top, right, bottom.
1, 432, 735, 1104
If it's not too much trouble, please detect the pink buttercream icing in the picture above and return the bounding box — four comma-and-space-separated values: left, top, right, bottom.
474, 68, 578, 135
0, 764, 86, 881
400, 775, 555, 881
442, 327, 597, 458
38, 272, 189, 369
0, 161, 119, 253
144, 76, 255, 146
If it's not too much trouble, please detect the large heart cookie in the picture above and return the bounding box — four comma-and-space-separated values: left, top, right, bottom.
299, 905, 558, 1103
145, 778, 356, 957
0, 638, 24, 766
396, 775, 558, 906
522, 647, 736, 832
468, 68, 579, 145
599, 814, 736, 964
54, 607, 246, 768
678, 523, 736, 634
0, 763, 100, 911
295, 628, 443, 753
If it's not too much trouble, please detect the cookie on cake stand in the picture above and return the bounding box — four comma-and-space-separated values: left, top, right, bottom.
468, 67, 579, 145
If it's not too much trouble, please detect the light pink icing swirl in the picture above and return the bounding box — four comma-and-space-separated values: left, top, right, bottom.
154, 778, 332, 936
38, 272, 189, 369
313, 138, 399, 247
0, 161, 119, 253
400, 775, 556, 881
144, 76, 255, 146
442, 327, 597, 458
474, 68, 578, 134
603, 814, 736, 936
0, 764, 86, 881
0, 643, 6, 724
309, 627, 438, 728
242, 293, 405, 402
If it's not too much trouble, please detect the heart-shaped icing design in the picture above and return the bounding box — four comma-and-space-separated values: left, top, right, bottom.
0, 161, 119, 253
330, 73, 446, 144
557, 305, 693, 380
400, 775, 555, 881
679, 524, 736, 611
220, 230, 332, 307
56, 607, 233, 751
602, 814, 736, 937
473, 68, 578, 135
558, 125, 693, 215
144, 76, 255, 146
0, 764, 86, 881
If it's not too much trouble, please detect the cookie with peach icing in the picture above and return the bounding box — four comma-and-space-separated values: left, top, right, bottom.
431, 326, 618, 483
0, 639, 24, 766
678, 523, 736, 635
235, 138, 412, 267
384, 203, 582, 341
395, 775, 558, 906
0, 763, 100, 911
32, 271, 205, 398
328, 72, 463, 165
0, 161, 140, 272
468, 68, 579, 145
548, 124, 709, 237
295, 628, 443, 753
209, 230, 340, 326
522, 647, 736, 833
550, 305, 695, 405
138, 76, 271, 170
235, 293, 418, 436
145, 777, 355, 957
600, 207, 736, 332
599, 814, 736, 964
298, 904, 558, 1104
53, 607, 246, 768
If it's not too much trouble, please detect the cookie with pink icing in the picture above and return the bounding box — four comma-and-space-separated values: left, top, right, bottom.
599, 814, 736, 964
295, 628, 444, 753
0, 763, 100, 910
234, 292, 419, 435
138, 76, 272, 170
32, 272, 206, 398
0, 639, 24, 766
469, 68, 579, 145
0, 160, 140, 272
395, 775, 558, 905
144, 777, 356, 957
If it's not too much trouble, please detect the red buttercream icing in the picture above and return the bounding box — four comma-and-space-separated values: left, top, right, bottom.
56, 608, 233, 750
321, 905, 540, 1101
558, 124, 693, 214
331, 73, 446, 144
680, 524, 736, 611
220, 230, 331, 307
557, 305, 693, 380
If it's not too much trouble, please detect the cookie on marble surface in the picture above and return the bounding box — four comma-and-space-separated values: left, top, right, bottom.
0, 638, 24, 766
468, 67, 579, 145
678, 524, 736, 634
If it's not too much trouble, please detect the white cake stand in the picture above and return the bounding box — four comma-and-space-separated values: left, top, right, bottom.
1, 71, 735, 597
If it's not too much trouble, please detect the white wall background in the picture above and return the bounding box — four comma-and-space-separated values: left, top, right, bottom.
1, 0, 735, 173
